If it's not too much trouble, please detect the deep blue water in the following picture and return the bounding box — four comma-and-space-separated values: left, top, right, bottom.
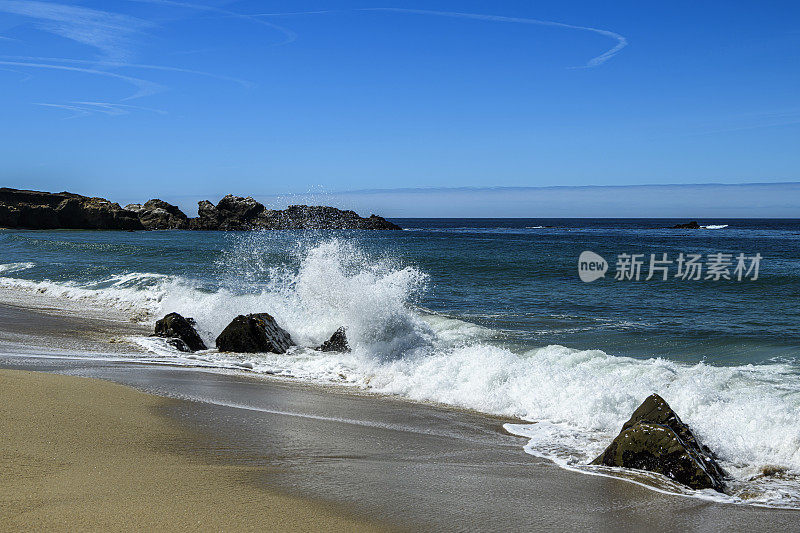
2, 218, 798, 365
3, 219, 800, 505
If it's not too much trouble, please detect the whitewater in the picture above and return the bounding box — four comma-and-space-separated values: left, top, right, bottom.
1, 226, 799, 508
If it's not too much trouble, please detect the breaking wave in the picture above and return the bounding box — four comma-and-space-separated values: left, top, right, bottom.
1, 236, 799, 508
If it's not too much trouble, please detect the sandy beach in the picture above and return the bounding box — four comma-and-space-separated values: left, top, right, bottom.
1, 293, 799, 532
0, 367, 385, 531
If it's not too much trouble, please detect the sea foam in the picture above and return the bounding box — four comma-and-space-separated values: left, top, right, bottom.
2, 236, 799, 507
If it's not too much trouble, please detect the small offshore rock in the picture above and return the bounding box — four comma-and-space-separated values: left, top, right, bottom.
215, 313, 294, 354
316, 327, 350, 352
672, 221, 701, 229
591, 394, 727, 492
153, 312, 207, 352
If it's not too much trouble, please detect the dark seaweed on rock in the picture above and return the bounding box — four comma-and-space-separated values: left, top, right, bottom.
591, 394, 728, 492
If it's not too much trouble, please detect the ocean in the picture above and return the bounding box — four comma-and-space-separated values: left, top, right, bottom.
1, 218, 799, 507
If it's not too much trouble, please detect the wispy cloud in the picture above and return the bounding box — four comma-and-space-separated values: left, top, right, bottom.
0, 0, 152, 61
0, 59, 163, 98
122, 0, 298, 45
251, 7, 628, 68
361, 8, 627, 68
77, 101, 166, 114
2, 54, 253, 88
0, 65, 32, 80
1, 1, 265, 116
36, 100, 166, 117
34, 102, 91, 118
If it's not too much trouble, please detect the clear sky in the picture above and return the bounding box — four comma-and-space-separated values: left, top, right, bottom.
0, 1, 798, 215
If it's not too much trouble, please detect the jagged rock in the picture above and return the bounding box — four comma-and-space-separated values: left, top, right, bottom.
216, 313, 294, 354
0, 188, 143, 230
591, 394, 727, 492
190, 196, 401, 231
189, 200, 220, 230
217, 194, 264, 221
126, 199, 189, 230
672, 221, 701, 229
191, 195, 264, 230
153, 312, 207, 352
316, 327, 350, 352
256, 205, 401, 230
0, 188, 400, 231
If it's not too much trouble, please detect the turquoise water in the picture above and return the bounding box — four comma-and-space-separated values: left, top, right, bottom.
1, 219, 799, 506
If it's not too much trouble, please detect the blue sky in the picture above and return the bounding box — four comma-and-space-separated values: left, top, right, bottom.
0, 1, 798, 216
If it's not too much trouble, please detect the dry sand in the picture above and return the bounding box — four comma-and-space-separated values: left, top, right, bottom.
0, 369, 387, 532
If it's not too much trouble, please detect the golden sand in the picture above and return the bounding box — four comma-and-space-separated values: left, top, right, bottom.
0, 369, 386, 532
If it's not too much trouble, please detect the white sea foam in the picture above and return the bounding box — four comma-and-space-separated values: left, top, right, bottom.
0, 262, 35, 274
1, 237, 798, 507
702, 224, 730, 230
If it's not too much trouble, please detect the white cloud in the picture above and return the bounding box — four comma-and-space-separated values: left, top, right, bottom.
0, 0, 152, 61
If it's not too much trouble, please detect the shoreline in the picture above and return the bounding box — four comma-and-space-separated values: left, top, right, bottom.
0, 368, 386, 531
1, 293, 799, 530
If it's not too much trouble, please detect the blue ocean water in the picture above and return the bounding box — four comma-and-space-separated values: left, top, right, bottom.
1, 219, 799, 506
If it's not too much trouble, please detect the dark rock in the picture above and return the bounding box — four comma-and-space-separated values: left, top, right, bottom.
255, 205, 401, 230
0, 188, 143, 230
189, 200, 221, 230
672, 221, 701, 229
217, 194, 265, 221
190, 196, 401, 231
316, 327, 350, 352
216, 313, 294, 354
153, 312, 207, 352
591, 394, 727, 492
0, 188, 400, 231
166, 337, 191, 352
191, 195, 264, 230
126, 199, 189, 230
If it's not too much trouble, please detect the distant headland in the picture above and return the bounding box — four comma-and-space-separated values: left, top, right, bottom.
0, 188, 401, 231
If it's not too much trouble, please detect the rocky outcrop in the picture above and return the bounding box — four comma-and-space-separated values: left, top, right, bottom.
191, 196, 401, 231
215, 313, 294, 354
189, 195, 264, 230
672, 221, 701, 229
0, 188, 143, 230
316, 327, 350, 352
257, 205, 401, 230
591, 394, 727, 492
153, 312, 207, 352
125, 199, 189, 230
0, 188, 401, 230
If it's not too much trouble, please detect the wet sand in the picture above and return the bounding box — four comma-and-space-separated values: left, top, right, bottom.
0, 368, 385, 531
1, 299, 799, 531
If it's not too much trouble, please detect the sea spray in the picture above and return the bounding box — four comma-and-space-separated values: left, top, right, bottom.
2, 234, 800, 507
